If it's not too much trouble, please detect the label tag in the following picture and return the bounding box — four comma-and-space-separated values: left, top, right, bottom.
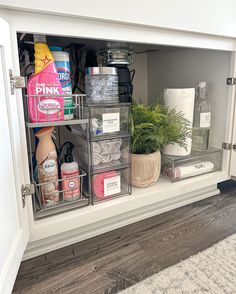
104, 175, 121, 197
43, 159, 56, 173
200, 112, 211, 128
102, 113, 120, 133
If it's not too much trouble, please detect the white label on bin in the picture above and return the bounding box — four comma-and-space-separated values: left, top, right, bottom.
200, 112, 211, 128
102, 113, 120, 133
104, 175, 121, 197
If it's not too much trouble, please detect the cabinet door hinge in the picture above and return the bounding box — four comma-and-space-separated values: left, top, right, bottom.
9, 69, 26, 95
226, 77, 236, 85
21, 184, 34, 208
222, 142, 232, 150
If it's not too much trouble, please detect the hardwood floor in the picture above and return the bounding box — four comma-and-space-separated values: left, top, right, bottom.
13, 180, 236, 294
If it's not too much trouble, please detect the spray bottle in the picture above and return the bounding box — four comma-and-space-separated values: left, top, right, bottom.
35, 127, 59, 206
60, 142, 80, 201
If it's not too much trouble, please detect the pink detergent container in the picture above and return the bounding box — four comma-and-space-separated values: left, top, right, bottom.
92, 170, 120, 199
27, 35, 64, 122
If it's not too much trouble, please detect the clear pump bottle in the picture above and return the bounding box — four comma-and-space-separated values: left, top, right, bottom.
192, 82, 211, 151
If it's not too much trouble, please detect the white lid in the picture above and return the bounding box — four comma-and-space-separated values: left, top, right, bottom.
51, 52, 70, 63
198, 82, 207, 88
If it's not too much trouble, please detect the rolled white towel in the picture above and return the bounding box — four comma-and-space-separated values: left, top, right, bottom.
112, 138, 122, 150
101, 152, 113, 163
100, 141, 113, 153
112, 152, 121, 160
92, 153, 101, 166
113, 147, 121, 154
92, 142, 102, 154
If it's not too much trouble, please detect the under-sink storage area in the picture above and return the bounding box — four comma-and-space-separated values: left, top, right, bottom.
3, 6, 236, 293
17, 32, 232, 221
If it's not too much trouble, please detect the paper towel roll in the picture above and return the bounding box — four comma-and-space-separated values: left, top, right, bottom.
163, 88, 195, 156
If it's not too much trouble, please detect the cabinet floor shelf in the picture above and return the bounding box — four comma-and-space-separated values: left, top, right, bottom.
32, 171, 229, 230
34, 198, 90, 219
24, 170, 230, 260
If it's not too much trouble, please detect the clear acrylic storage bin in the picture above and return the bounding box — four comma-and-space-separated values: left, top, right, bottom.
71, 103, 131, 139
32, 168, 89, 219
85, 67, 119, 104
91, 166, 131, 203
161, 148, 222, 182
73, 135, 131, 171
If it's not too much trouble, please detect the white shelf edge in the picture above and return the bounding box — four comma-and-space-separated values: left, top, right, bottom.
26, 118, 89, 128
24, 184, 220, 260
27, 170, 229, 244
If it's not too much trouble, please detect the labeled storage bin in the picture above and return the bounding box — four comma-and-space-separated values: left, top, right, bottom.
71, 103, 131, 139
73, 135, 131, 171
32, 168, 89, 219
162, 148, 222, 182
90, 167, 131, 202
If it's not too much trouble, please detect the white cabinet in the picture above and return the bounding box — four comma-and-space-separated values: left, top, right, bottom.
1, 0, 236, 37
0, 17, 29, 294
0, 7, 236, 293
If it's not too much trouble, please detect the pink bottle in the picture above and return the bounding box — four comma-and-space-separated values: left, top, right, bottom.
27, 35, 64, 122
60, 142, 80, 201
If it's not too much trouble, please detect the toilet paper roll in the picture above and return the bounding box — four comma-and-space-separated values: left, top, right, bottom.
163, 88, 195, 156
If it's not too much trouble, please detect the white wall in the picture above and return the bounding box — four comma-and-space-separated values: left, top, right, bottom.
147, 48, 231, 148
0, 0, 236, 38
130, 53, 148, 104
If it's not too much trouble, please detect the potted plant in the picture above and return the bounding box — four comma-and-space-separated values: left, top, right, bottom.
131, 103, 191, 188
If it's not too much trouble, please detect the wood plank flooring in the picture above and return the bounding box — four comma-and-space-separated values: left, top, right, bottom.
13, 180, 236, 294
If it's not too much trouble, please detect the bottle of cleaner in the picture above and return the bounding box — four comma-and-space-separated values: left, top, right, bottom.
35, 127, 59, 206
60, 142, 80, 201
27, 35, 64, 122
49, 47, 73, 120
192, 82, 211, 151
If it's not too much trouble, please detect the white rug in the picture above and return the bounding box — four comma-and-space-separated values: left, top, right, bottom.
119, 234, 236, 294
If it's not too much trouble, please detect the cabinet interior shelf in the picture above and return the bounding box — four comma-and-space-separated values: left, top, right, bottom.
76, 132, 131, 142
34, 198, 90, 219
26, 118, 89, 128
85, 102, 131, 107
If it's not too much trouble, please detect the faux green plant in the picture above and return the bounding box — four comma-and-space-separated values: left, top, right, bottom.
131, 103, 191, 154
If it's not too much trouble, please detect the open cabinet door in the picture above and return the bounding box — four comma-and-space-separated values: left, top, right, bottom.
229, 52, 236, 177
0, 18, 29, 294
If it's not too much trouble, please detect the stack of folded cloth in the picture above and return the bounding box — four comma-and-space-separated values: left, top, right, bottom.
91, 138, 122, 166
74, 136, 123, 167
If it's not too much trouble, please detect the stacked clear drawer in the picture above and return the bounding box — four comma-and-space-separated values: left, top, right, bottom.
71, 103, 132, 203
